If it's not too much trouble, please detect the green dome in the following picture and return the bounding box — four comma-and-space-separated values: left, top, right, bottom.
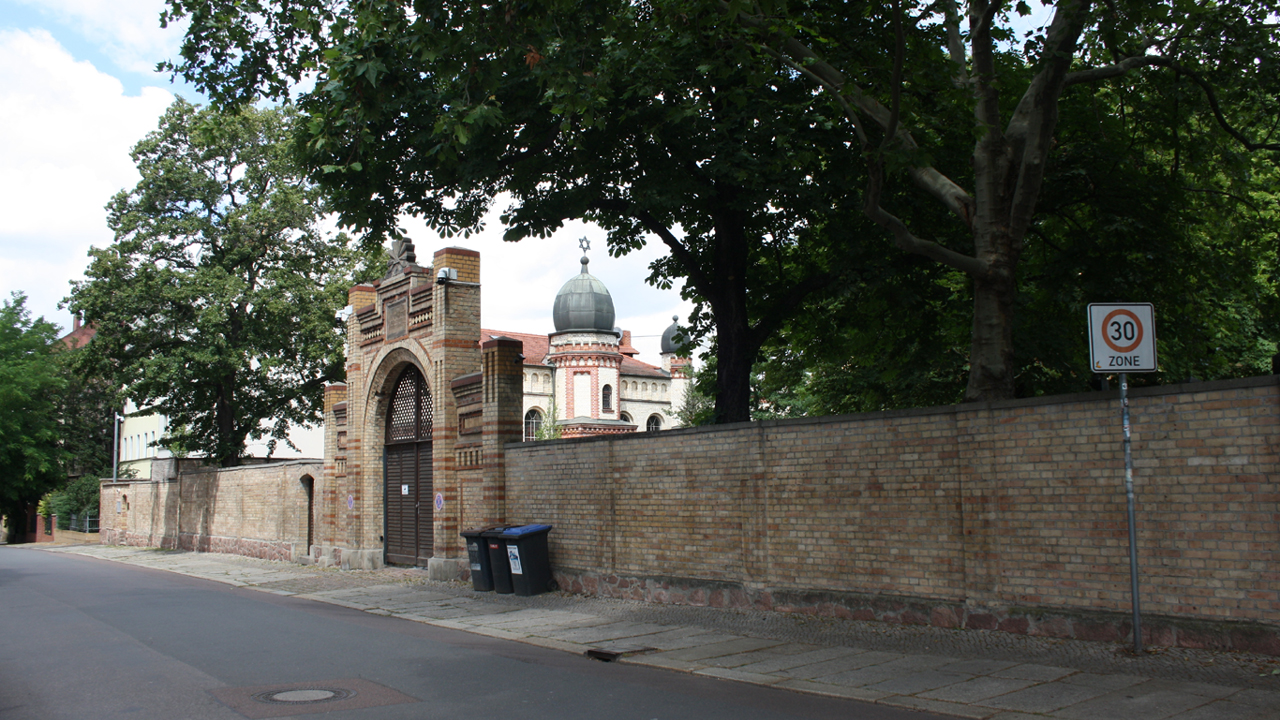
553, 257, 615, 332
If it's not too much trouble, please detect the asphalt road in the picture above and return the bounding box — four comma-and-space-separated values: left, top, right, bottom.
0, 548, 945, 720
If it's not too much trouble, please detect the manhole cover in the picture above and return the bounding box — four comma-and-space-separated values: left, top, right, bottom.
251, 687, 355, 705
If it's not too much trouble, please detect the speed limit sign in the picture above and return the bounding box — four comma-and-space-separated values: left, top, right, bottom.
1088, 303, 1156, 372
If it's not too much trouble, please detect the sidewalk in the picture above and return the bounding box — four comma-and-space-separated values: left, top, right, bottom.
38, 544, 1280, 720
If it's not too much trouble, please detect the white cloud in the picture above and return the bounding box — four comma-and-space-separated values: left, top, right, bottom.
9, 0, 184, 74
398, 206, 694, 368
0, 28, 173, 329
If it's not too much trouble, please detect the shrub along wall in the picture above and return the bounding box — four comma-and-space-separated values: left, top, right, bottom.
505, 376, 1279, 654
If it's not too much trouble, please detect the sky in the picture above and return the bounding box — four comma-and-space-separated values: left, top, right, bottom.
0, 0, 692, 367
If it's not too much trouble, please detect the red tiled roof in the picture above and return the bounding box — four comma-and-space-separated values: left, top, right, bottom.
59, 323, 96, 350
620, 355, 669, 378
481, 330, 550, 365
481, 328, 668, 378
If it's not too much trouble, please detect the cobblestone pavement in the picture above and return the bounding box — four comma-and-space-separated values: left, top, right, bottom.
40, 545, 1280, 720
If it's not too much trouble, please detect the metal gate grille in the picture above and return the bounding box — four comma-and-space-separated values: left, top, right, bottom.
388, 371, 421, 442
384, 365, 434, 566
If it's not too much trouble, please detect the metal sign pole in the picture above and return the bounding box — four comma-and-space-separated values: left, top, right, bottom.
112, 412, 121, 482
1120, 373, 1143, 653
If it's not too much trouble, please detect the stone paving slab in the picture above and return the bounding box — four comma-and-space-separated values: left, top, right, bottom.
796, 650, 906, 680
734, 645, 864, 674
1167, 699, 1277, 720
552, 621, 671, 644
866, 669, 972, 696
919, 675, 1040, 705
979, 681, 1111, 714
773, 648, 896, 676
820, 659, 954, 690
34, 546, 1280, 720
618, 628, 740, 651
1053, 684, 1214, 720
773, 678, 893, 702
990, 663, 1078, 682
649, 637, 781, 662
883, 695, 999, 720
700, 642, 819, 669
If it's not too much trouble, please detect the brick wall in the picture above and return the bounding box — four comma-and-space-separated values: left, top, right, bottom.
506, 376, 1279, 652
100, 459, 321, 562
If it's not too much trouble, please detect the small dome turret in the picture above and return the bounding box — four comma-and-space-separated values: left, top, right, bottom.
660, 315, 682, 354
552, 256, 616, 332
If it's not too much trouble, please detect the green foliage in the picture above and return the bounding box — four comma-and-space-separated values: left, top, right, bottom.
66, 100, 373, 467
0, 293, 66, 539
533, 396, 563, 440
162, 0, 1280, 413
675, 363, 717, 427
163, 0, 885, 423
53, 351, 121, 483
47, 474, 102, 525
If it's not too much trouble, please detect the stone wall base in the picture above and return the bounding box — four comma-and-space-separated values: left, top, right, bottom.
428, 557, 466, 582
554, 568, 1280, 656
300, 545, 384, 570
101, 529, 297, 563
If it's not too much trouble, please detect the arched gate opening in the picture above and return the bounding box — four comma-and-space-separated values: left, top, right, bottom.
384, 365, 433, 566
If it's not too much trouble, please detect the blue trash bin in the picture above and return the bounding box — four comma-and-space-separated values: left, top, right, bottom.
500, 524, 555, 597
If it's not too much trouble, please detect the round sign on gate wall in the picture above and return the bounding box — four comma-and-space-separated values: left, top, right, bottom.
1088, 303, 1157, 373
434, 493, 444, 511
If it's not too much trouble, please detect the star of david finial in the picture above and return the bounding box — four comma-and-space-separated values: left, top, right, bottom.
579, 237, 591, 254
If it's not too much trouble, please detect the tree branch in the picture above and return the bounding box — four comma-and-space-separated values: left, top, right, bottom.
1066, 55, 1280, 151
732, 1, 967, 225
970, 0, 1003, 133
881, 0, 905, 151
1005, 0, 1092, 242
941, 0, 969, 86
864, 163, 992, 278
589, 199, 716, 295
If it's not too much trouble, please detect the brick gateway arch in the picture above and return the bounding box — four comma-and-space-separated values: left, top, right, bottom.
317, 246, 525, 576
383, 365, 434, 566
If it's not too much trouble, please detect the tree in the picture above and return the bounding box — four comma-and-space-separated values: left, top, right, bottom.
163, 0, 888, 423
0, 293, 66, 541
753, 66, 1280, 415
724, 0, 1280, 400
161, 0, 1280, 409
53, 355, 121, 485
67, 100, 373, 467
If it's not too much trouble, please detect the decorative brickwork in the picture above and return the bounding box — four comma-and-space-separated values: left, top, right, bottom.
506, 375, 1280, 653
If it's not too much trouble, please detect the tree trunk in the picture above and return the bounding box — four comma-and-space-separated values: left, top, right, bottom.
708, 208, 756, 424
965, 271, 1017, 401
215, 375, 239, 467
714, 312, 755, 423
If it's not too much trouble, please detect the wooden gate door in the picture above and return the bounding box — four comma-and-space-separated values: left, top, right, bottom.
384, 366, 434, 566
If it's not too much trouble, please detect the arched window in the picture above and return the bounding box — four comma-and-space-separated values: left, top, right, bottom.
524, 409, 543, 441
646, 415, 662, 432
602, 384, 613, 412
620, 412, 632, 424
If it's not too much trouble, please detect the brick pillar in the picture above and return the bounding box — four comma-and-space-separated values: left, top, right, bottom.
481, 336, 525, 526
319, 383, 347, 555
428, 247, 481, 580
343, 284, 376, 560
